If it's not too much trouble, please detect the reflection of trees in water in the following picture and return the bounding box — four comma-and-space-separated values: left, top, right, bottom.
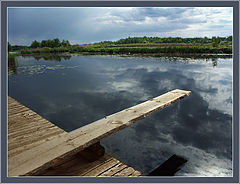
163, 54, 231, 60
155, 54, 231, 62
23, 54, 72, 62
212, 58, 218, 67
8, 55, 18, 75
33, 54, 72, 61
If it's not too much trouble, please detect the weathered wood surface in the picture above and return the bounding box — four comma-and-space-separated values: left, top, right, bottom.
38, 148, 142, 177
8, 97, 142, 177
8, 97, 65, 158
8, 89, 190, 176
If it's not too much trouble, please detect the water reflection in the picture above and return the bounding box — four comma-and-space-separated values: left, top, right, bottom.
97, 59, 232, 175
161, 54, 231, 60
8, 54, 232, 176
8, 54, 73, 76
8, 55, 18, 75
212, 58, 218, 67
22, 54, 72, 62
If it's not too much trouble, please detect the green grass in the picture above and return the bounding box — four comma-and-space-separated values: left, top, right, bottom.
20, 44, 232, 55
20, 47, 68, 54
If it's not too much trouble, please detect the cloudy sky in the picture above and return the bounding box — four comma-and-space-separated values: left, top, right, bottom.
8, 7, 233, 45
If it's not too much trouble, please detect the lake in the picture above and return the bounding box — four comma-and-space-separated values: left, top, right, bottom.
8, 54, 232, 176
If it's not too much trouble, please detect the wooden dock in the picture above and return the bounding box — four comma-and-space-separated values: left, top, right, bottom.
8, 97, 142, 177
8, 89, 191, 176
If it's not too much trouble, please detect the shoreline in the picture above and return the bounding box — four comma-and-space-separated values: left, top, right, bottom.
17, 52, 233, 59
18, 45, 232, 56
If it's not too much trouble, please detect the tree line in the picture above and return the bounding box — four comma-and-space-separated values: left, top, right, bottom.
30, 38, 71, 48
8, 36, 232, 52
99, 36, 232, 46
8, 38, 71, 51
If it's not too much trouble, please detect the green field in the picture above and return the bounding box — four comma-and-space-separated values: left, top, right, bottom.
9, 36, 232, 55
19, 44, 232, 55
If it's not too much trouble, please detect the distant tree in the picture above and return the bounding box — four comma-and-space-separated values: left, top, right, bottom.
46, 39, 54, 48
39, 38, 71, 48
61, 40, 66, 47
202, 36, 209, 44
11, 45, 28, 51
212, 36, 220, 47
8, 42, 12, 52
40, 40, 48, 47
30, 40, 40, 48
66, 40, 71, 47
61, 40, 71, 47
227, 36, 232, 42
53, 38, 61, 47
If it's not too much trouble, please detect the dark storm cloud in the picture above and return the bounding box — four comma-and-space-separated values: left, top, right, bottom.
110, 8, 189, 21
8, 8, 93, 44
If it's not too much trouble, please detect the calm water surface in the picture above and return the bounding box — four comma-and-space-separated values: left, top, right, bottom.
8, 54, 232, 176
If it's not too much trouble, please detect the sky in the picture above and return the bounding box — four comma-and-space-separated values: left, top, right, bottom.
8, 7, 233, 45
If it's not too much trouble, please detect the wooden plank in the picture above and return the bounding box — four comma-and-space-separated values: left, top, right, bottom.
8, 123, 56, 138
8, 96, 66, 160
78, 142, 105, 162
8, 101, 23, 107
8, 117, 53, 131
113, 167, 136, 176
8, 112, 39, 121
37, 151, 141, 177
8, 105, 28, 113
8, 118, 50, 131
83, 158, 120, 176
39, 152, 114, 176
129, 170, 142, 176
8, 109, 33, 117
8, 121, 60, 138
38, 155, 88, 176
99, 163, 128, 176
8, 128, 64, 151
8, 97, 142, 176
8, 89, 191, 176
8, 127, 62, 148
8, 132, 66, 157
8, 102, 29, 109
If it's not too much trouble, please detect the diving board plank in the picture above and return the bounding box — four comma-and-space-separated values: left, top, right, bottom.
8, 89, 191, 176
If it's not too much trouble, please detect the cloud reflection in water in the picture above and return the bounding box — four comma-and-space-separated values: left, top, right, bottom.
9, 55, 232, 176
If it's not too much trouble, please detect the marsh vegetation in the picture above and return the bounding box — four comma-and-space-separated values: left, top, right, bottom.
8, 36, 232, 56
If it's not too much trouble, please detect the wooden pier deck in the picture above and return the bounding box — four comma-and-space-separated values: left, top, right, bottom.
8, 96, 142, 177
8, 89, 191, 177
